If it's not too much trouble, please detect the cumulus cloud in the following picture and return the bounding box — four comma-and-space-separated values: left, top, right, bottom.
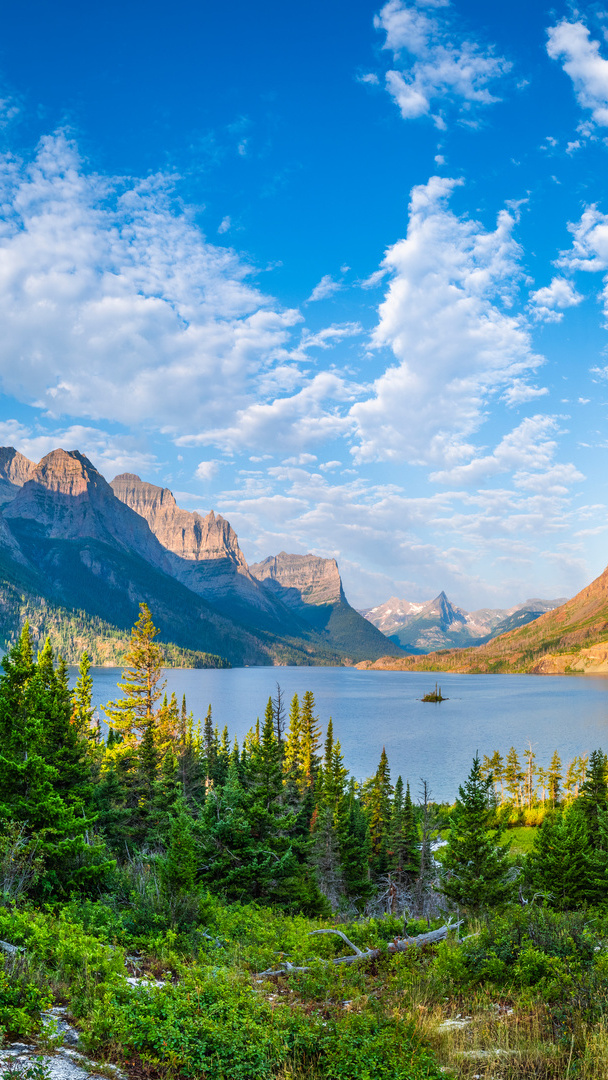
0, 133, 301, 434
374, 0, 511, 127
177, 370, 356, 452
0, 419, 158, 478
350, 175, 544, 464
429, 415, 583, 493
215, 456, 587, 609
528, 276, 583, 322
306, 274, 343, 302
547, 19, 608, 127
557, 204, 608, 319
195, 460, 220, 481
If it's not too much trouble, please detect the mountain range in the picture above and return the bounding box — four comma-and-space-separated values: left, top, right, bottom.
0, 447, 398, 667
361, 592, 567, 653
357, 562, 608, 675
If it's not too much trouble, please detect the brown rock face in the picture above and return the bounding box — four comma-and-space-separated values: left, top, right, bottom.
0, 447, 36, 506
250, 552, 343, 606
111, 473, 249, 570
4, 450, 168, 567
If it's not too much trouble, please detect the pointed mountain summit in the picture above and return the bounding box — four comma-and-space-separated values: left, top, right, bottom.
363, 590, 566, 654
4, 450, 169, 567
359, 565, 608, 674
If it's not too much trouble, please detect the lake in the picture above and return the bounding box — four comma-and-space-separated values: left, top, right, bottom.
77, 666, 608, 803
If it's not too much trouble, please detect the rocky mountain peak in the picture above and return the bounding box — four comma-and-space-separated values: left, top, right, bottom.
250, 551, 343, 606
33, 449, 109, 497
0, 447, 36, 486
0, 447, 37, 507
110, 473, 248, 569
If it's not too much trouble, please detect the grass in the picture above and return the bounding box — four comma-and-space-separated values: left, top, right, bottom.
505, 826, 537, 856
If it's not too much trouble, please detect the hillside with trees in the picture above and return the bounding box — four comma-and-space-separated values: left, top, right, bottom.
4, 606, 608, 1077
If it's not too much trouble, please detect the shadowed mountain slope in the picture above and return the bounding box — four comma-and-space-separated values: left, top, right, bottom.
0, 447, 399, 666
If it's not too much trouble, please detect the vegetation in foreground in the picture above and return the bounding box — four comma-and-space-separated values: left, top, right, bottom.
3, 604, 608, 1077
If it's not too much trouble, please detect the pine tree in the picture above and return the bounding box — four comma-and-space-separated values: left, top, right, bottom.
0, 628, 112, 896
547, 750, 562, 808
523, 743, 537, 809
504, 747, 524, 809
338, 780, 374, 910
579, 749, 608, 842
389, 778, 420, 888
103, 603, 166, 743
439, 755, 515, 915
364, 747, 393, 878
527, 808, 592, 908
284, 693, 302, 779
299, 690, 322, 790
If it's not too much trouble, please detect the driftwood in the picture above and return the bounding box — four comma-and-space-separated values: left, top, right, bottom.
257, 922, 459, 977
0, 940, 23, 955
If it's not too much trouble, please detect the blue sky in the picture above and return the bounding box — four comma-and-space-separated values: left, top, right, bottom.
0, 0, 608, 610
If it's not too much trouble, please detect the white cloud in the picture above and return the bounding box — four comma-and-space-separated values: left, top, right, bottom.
501, 381, 549, 405
0, 133, 301, 434
218, 216, 231, 234
528, 276, 583, 322
0, 419, 158, 479
299, 322, 362, 349
374, 0, 511, 128
547, 19, 608, 127
195, 460, 220, 481
350, 175, 544, 464
428, 415, 582, 492
176, 370, 356, 452
306, 274, 343, 302
558, 204, 608, 319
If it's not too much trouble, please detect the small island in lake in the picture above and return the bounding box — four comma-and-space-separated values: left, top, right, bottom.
421, 682, 447, 702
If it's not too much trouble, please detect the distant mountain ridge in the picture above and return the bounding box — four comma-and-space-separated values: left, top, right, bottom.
361, 591, 568, 653
0, 446, 400, 667
357, 564, 608, 674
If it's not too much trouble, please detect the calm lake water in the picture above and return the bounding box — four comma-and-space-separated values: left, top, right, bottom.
76, 666, 608, 803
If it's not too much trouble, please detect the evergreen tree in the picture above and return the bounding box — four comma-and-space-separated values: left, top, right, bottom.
364, 747, 393, 878
439, 755, 515, 915
389, 778, 420, 888
504, 747, 524, 808
299, 690, 322, 790
103, 603, 166, 743
284, 693, 302, 780
0, 628, 112, 896
579, 749, 608, 842
338, 781, 374, 910
547, 750, 562, 808
527, 808, 592, 908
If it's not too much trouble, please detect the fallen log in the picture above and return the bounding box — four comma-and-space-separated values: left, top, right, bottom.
0, 940, 23, 955
256, 922, 460, 977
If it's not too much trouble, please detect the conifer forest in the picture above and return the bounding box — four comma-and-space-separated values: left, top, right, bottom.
4, 605, 608, 1079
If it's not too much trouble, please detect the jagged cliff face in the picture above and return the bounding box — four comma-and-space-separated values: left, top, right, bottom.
110, 472, 283, 616
250, 552, 343, 606
111, 474, 249, 570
